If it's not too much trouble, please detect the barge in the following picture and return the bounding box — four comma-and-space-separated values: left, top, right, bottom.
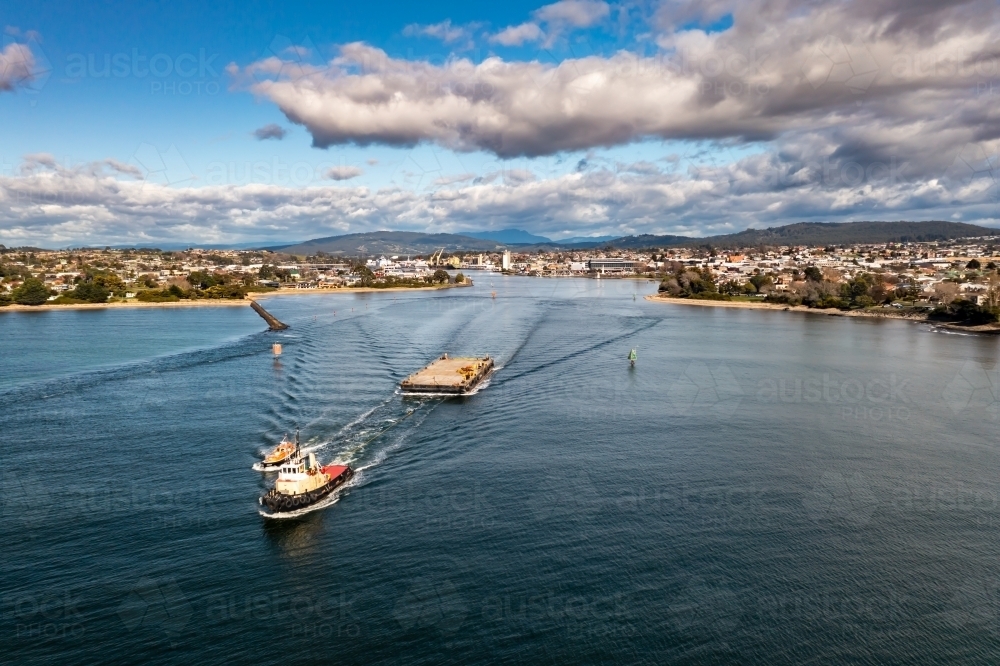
400, 354, 494, 395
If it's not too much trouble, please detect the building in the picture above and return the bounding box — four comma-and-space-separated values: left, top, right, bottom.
587, 258, 638, 273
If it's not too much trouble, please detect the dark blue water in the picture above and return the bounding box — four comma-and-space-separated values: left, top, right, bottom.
4, 278, 1000, 664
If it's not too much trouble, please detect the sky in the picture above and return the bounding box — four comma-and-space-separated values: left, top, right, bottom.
1, 0, 999, 247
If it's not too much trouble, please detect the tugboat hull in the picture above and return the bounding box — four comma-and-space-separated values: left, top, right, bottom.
259, 467, 354, 514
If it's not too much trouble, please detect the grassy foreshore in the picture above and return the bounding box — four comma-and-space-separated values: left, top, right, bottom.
0, 282, 471, 313
645, 293, 1000, 333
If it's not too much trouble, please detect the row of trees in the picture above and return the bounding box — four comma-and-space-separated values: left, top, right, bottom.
350, 265, 463, 288
658, 262, 998, 316
0, 278, 51, 305
658, 265, 729, 300
0, 274, 124, 306
1, 269, 268, 306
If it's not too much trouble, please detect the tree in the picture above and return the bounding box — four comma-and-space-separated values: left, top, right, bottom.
986, 272, 1000, 309
659, 266, 719, 297
203, 284, 245, 299
188, 270, 221, 289
454, 272, 466, 283
93, 273, 126, 294
13, 278, 52, 305
933, 281, 960, 304
967, 258, 982, 269
432, 269, 450, 284
930, 299, 1000, 325
894, 283, 922, 302
749, 273, 773, 293
867, 275, 893, 304
72, 281, 110, 303
803, 266, 823, 282
354, 264, 376, 287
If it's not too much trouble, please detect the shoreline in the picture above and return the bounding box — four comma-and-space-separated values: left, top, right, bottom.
0, 282, 471, 313
644, 294, 1000, 334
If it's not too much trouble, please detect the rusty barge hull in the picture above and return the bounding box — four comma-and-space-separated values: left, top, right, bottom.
400, 355, 495, 395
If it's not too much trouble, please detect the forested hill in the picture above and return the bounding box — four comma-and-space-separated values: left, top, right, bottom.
274, 231, 505, 255
608, 221, 997, 249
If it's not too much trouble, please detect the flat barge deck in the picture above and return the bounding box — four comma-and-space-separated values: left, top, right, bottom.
400, 354, 495, 395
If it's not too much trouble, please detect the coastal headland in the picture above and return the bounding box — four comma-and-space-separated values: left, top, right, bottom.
645, 294, 1000, 334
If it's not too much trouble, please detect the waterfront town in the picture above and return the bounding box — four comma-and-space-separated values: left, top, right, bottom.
3, 235, 1000, 311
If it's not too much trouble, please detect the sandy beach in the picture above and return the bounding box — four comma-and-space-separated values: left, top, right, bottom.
645, 293, 1000, 333
0, 282, 471, 313
644, 293, 846, 316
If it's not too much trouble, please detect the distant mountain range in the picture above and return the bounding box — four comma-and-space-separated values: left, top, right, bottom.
459, 229, 620, 245
272, 231, 506, 256
463, 229, 551, 244
11, 221, 995, 255
556, 235, 619, 244
268, 222, 998, 256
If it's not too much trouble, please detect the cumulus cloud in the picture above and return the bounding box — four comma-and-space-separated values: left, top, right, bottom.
534, 0, 610, 28
2, 152, 997, 247
9, 1, 1000, 245
490, 23, 544, 46
253, 123, 287, 140
490, 0, 608, 45
403, 20, 479, 47
325, 165, 363, 180
235, 0, 1000, 190
0, 42, 35, 92
19, 153, 143, 179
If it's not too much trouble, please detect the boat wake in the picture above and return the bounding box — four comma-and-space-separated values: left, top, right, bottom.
328, 399, 441, 468
257, 395, 443, 517
926, 325, 978, 336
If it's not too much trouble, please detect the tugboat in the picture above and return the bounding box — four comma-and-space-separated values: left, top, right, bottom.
252, 432, 299, 472
259, 448, 354, 515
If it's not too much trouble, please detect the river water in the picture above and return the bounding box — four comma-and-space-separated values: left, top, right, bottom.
4, 277, 1000, 664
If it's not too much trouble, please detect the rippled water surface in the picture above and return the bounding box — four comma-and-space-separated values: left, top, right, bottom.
4, 278, 1000, 664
